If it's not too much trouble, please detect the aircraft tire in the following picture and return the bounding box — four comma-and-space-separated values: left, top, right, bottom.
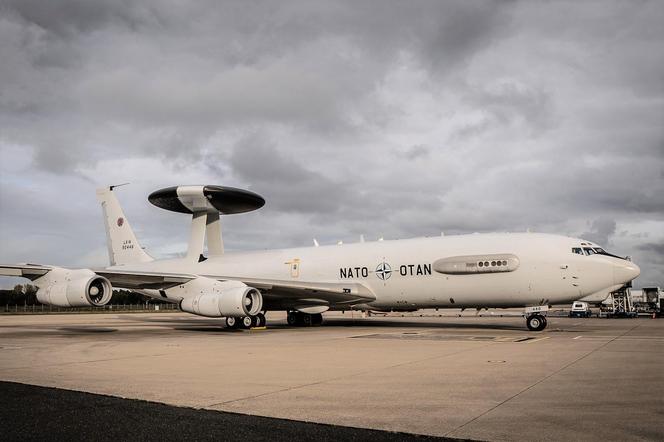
526, 314, 546, 331
241, 316, 253, 328
287, 311, 298, 326
225, 316, 238, 329
256, 313, 266, 327
302, 313, 313, 327
312, 313, 323, 326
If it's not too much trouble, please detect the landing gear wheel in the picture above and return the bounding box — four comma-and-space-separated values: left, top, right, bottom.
225, 316, 239, 329
526, 314, 547, 331
255, 313, 266, 327
287, 311, 298, 326
241, 316, 254, 329
286, 311, 321, 327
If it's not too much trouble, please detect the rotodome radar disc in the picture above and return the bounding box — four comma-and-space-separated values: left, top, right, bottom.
148, 185, 265, 215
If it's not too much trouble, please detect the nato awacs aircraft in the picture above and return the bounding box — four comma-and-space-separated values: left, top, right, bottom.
0, 185, 640, 331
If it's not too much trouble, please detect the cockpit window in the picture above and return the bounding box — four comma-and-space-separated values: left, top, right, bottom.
574, 245, 627, 260
594, 248, 626, 259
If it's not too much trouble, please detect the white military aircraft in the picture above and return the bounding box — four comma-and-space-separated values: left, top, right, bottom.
0, 185, 640, 331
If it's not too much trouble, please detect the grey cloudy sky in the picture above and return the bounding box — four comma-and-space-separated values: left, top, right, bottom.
1, 0, 663, 288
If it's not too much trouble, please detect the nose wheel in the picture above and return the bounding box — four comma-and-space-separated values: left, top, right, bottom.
526, 314, 547, 331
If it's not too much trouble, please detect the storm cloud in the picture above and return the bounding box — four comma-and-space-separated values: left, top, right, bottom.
1, 0, 663, 288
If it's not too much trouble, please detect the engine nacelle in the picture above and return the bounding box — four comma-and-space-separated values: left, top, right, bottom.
178, 278, 263, 318
34, 268, 113, 307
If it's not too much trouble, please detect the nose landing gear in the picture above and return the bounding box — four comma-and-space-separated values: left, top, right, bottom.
524, 306, 549, 331
526, 314, 547, 331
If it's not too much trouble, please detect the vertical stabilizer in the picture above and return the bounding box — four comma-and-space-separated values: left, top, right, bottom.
96, 186, 153, 266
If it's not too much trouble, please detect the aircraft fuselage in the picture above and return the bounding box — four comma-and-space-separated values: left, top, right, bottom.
121, 232, 635, 311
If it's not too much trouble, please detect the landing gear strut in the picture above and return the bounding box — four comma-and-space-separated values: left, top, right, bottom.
526, 314, 547, 331
287, 311, 323, 326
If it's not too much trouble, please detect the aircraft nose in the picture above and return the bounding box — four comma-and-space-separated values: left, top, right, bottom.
613, 261, 640, 285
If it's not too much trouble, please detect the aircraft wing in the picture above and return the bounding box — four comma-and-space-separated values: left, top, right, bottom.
202, 275, 376, 308
94, 269, 196, 290
0, 264, 52, 280
0, 264, 196, 290
98, 270, 375, 306
2, 264, 375, 308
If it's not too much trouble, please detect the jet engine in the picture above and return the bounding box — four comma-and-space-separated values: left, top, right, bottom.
178, 278, 263, 318
34, 268, 113, 307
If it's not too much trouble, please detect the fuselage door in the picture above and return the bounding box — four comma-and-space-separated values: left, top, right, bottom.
566, 248, 584, 296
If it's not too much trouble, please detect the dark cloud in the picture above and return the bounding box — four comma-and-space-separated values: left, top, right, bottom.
0, 1, 663, 288
581, 218, 617, 247
229, 133, 354, 215
636, 241, 664, 258
4, 0, 154, 36
633, 241, 664, 287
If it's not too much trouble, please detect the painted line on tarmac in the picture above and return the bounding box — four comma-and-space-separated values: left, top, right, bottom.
571, 335, 664, 341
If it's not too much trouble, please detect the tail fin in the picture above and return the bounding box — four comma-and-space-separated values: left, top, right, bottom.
96, 186, 153, 266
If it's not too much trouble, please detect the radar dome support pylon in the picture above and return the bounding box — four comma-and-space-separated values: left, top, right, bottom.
148, 185, 265, 261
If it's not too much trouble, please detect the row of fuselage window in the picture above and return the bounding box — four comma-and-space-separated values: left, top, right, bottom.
478, 260, 508, 268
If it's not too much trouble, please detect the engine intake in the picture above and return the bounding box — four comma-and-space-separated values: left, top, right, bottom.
34, 268, 113, 307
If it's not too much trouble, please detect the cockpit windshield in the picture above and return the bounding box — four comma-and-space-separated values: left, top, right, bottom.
571, 246, 625, 259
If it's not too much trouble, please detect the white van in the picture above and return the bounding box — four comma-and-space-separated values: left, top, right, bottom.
570, 301, 592, 318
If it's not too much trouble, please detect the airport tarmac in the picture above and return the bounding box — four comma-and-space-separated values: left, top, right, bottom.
1, 312, 662, 441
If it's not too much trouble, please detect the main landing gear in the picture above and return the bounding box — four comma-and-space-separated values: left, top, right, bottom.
287, 311, 323, 326
225, 312, 266, 329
